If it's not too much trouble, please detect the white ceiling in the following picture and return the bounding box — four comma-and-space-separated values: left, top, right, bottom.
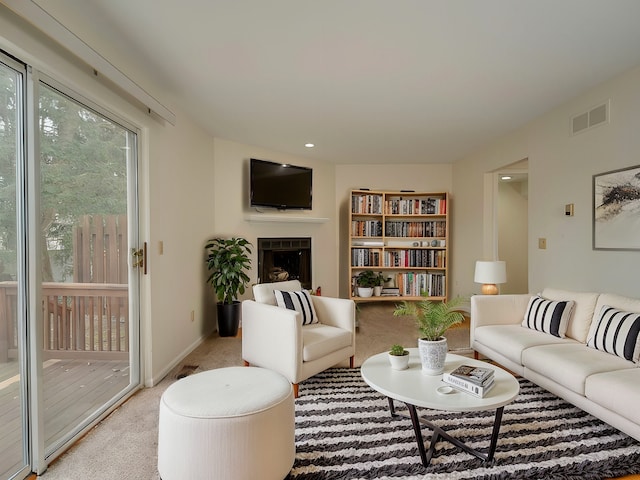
36, 0, 640, 164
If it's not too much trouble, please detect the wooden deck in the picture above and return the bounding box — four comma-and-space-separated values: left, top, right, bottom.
0, 356, 129, 478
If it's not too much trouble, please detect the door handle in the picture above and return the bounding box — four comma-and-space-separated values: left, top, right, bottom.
132, 242, 147, 274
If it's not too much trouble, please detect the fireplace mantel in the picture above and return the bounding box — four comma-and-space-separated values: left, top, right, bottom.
245, 214, 329, 224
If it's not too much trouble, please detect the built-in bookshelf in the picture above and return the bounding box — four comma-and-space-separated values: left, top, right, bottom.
349, 190, 449, 302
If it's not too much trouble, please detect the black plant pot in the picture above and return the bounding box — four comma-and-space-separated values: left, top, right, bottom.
216, 301, 241, 337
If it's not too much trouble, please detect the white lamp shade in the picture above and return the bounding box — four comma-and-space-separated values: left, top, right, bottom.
474, 261, 507, 284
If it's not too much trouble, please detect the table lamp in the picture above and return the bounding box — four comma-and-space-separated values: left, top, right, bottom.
474, 261, 506, 295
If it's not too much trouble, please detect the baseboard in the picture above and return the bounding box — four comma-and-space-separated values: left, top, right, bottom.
147, 329, 215, 386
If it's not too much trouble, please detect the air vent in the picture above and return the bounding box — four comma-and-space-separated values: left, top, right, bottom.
571, 101, 609, 135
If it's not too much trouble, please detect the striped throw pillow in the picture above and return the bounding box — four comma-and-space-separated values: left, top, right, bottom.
522, 295, 574, 338
274, 290, 318, 325
586, 306, 640, 362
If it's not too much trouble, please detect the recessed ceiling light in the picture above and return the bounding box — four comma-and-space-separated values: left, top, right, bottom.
304, 143, 315, 148
501, 176, 512, 180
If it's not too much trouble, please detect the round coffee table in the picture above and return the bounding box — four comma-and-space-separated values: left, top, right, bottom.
361, 349, 520, 467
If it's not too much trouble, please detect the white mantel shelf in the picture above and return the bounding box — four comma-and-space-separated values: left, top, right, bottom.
245, 214, 329, 224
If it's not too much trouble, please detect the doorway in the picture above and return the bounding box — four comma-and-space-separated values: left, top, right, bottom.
494, 160, 529, 294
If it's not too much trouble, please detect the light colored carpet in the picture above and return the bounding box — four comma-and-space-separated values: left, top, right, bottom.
39, 302, 470, 479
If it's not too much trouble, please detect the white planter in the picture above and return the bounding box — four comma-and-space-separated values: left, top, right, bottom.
417, 337, 448, 375
373, 286, 383, 296
388, 352, 410, 370
357, 287, 373, 297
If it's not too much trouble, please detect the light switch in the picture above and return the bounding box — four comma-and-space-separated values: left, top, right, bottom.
538, 238, 547, 249
565, 204, 574, 216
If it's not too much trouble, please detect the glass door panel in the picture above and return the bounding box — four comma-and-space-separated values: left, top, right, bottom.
38, 82, 137, 454
0, 58, 28, 479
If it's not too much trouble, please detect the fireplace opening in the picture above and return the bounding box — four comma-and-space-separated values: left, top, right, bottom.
257, 237, 311, 290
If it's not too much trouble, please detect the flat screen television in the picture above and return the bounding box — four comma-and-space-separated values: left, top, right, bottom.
250, 158, 313, 210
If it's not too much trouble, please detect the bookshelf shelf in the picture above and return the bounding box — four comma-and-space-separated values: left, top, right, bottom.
349, 189, 449, 302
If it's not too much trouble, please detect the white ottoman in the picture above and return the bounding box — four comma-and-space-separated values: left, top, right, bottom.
158, 366, 295, 480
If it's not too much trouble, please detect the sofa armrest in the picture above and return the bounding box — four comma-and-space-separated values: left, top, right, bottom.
310, 295, 356, 333
470, 294, 532, 345
241, 300, 303, 381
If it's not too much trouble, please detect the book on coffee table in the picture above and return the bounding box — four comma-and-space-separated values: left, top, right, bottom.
442, 373, 495, 398
448, 364, 494, 386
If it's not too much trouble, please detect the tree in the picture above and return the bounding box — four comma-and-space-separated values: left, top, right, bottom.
0, 77, 130, 281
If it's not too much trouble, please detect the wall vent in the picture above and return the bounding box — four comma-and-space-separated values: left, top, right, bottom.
571, 101, 609, 135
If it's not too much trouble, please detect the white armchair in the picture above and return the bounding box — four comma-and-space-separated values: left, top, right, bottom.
242, 280, 356, 397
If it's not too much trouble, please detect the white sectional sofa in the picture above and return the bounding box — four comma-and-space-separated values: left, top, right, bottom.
471, 288, 640, 441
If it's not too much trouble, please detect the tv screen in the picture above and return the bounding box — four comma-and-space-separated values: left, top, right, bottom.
250, 158, 313, 210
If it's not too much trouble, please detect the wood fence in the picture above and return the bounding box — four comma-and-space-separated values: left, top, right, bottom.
0, 214, 130, 363
73, 214, 128, 284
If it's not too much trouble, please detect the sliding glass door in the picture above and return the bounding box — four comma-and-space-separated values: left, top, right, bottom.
38, 80, 140, 458
0, 49, 142, 479
0, 54, 29, 480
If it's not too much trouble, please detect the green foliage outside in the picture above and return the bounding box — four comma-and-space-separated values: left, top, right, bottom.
0, 72, 129, 281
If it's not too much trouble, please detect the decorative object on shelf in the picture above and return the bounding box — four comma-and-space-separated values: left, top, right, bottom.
592, 164, 640, 251
373, 272, 385, 296
205, 237, 253, 337
474, 260, 507, 295
388, 344, 409, 370
356, 270, 378, 297
393, 295, 467, 375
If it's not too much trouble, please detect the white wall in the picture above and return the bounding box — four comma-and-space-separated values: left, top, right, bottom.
453, 65, 640, 298
146, 117, 215, 385
211, 138, 339, 296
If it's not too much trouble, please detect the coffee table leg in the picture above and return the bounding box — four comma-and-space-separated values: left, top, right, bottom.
406, 403, 429, 467
486, 406, 504, 461
387, 397, 396, 416
390, 401, 506, 467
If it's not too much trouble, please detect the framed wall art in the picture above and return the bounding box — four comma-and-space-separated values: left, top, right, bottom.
592, 164, 640, 250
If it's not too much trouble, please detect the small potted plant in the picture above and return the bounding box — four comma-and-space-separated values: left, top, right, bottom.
205, 237, 252, 337
388, 343, 409, 370
356, 270, 377, 297
393, 295, 467, 375
373, 272, 386, 296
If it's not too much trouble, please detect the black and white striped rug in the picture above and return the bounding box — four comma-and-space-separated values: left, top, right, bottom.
288, 368, 640, 479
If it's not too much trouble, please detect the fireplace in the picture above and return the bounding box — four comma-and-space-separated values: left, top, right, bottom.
257, 237, 311, 289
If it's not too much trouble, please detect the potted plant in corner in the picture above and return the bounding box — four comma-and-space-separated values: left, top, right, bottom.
205, 237, 252, 337
388, 344, 410, 370
393, 294, 467, 375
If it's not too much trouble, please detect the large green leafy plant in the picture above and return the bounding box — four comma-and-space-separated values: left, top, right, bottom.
393, 294, 467, 341
205, 237, 253, 304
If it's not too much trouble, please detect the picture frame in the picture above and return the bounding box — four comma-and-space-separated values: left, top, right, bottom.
592, 164, 640, 251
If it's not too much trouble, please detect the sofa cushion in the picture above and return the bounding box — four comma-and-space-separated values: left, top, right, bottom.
585, 369, 640, 426
522, 295, 574, 338
522, 343, 635, 395
586, 305, 640, 362
301, 324, 352, 362
474, 325, 575, 366
540, 288, 599, 343
275, 290, 318, 325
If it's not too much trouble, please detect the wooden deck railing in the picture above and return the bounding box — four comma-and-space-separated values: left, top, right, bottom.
0, 281, 129, 362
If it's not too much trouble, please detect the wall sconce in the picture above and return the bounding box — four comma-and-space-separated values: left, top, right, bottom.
474, 261, 507, 295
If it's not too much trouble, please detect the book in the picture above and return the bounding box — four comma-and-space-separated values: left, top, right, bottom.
442, 373, 495, 398
448, 364, 494, 386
